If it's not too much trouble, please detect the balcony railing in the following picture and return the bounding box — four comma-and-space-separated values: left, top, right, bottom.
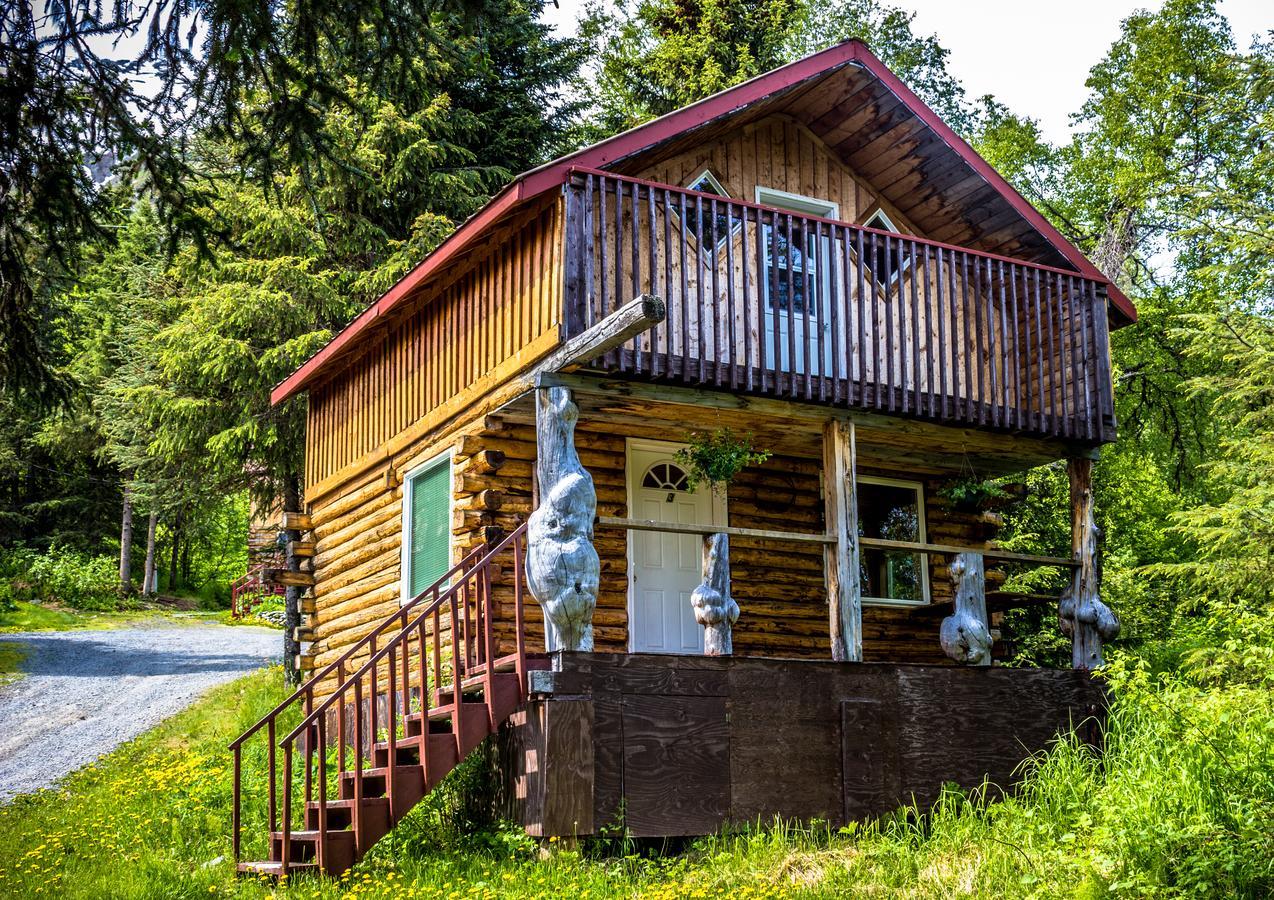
561, 168, 1115, 443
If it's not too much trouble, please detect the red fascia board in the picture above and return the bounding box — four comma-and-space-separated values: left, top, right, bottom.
847, 44, 1137, 325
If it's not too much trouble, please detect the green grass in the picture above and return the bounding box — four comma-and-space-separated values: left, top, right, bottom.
0, 660, 1270, 899
0, 600, 222, 634
0, 642, 26, 686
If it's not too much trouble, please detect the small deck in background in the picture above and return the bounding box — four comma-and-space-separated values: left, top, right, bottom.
497, 652, 1105, 837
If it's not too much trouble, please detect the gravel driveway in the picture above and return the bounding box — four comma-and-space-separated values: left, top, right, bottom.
0, 621, 279, 802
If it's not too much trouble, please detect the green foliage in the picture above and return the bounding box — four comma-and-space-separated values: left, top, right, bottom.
675, 428, 771, 493
0, 546, 131, 612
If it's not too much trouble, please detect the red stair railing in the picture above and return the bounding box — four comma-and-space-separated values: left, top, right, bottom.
228, 539, 491, 862
231, 552, 286, 619
230, 522, 530, 873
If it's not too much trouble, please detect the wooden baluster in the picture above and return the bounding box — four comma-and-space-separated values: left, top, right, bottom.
1033, 266, 1047, 434
662, 188, 673, 377
710, 196, 722, 386
512, 529, 527, 698
696, 194, 706, 384
281, 742, 292, 877
267, 719, 276, 836
584, 174, 595, 330
1093, 285, 1115, 442
368, 635, 378, 748
1054, 271, 1071, 438
352, 679, 364, 854
815, 221, 828, 397
416, 618, 430, 779
431, 607, 441, 703
800, 217, 813, 399
303, 689, 313, 807
613, 178, 623, 347
785, 214, 797, 398
886, 229, 896, 407
631, 180, 640, 309
387, 644, 397, 818
1077, 276, 1094, 440
909, 239, 922, 414
647, 182, 657, 376
999, 259, 1014, 429
598, 177, 609, 328
973, 252, 989, 424
856, 228, 867, 405
742, 205, 754, 391
770, 211, 782, 391
933, 246, 946, 418
831, 225, 843, 403
400, 611, 410, 721
679, 191, 689, 375
232, 746, 241, 862
482, 558, 496, 723
958, 250, 973, 421
448, 588, 464, 753
868, 230, 881, 408
726, 201, 738, 390
316, 714, 328, 874
921, 242, 934, 417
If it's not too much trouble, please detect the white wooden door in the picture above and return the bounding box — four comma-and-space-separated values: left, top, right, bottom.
627, 442, 725, 654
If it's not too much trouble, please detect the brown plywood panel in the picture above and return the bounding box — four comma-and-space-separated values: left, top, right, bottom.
621, 694, 730, 836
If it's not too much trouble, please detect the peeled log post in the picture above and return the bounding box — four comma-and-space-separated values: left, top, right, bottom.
1061, 457, 1119, 669
526, 387, 599, 651
939, 552, 993, 665
691, 534, 739, 655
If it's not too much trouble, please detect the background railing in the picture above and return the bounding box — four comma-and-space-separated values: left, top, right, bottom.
562, 168, 1115, 443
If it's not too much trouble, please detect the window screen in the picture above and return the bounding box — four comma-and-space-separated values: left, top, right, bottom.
408, 457, 451, 599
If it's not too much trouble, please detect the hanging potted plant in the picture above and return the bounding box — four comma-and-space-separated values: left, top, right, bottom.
675, 428, 771, 495
937, 476, 1011, 512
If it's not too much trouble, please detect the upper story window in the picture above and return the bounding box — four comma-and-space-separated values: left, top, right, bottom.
402, 451, 452, 603
757, 187, 839, 317
857, 476, 929, 605
684, 169, 734, 254
861, 208, 911, 285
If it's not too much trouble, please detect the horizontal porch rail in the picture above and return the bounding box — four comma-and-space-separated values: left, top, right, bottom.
562, 168, 1115, 443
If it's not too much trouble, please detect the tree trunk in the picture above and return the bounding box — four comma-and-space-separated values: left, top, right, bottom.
167, 507, 183, 591
939, 552, 992, 665
119, 485, 134, 594
283, 476, 303, 686
1061, 457, 1120, 669
180, 535, 192, 584
691, 533, 738, 655
142, 511, 158, 598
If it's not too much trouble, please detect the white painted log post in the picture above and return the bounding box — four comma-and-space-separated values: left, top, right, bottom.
526, 386, 600, 652
822, 419, 862, 662
939, 552, 993, 665
1061, 457, 1119, 669
691, 533, 739, 655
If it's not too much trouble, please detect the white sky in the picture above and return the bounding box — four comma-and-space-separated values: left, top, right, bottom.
541, 0, 1272, 144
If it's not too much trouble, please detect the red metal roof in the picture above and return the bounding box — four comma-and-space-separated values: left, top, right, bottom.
272, 40, 1135, 405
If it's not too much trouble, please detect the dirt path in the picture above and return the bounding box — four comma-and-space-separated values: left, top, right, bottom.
0, 622, 279, 802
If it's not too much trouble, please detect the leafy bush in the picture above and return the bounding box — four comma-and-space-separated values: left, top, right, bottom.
0, 545, 132, 611
675, 428, 771, 493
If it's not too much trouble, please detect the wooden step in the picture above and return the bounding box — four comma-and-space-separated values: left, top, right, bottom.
304, 797, 389, 838
338, 765, 425, 818
372, 732, 459, 786
270, 829, 356, 876
236, 860, 318, 879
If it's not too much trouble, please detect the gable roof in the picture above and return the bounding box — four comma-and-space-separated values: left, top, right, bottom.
272, 39, 1135, 405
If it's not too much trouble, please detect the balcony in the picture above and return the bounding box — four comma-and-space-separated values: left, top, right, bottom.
561, 169, 1115, 444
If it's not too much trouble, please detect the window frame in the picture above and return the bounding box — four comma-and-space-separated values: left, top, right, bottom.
755, 186, 840, 320
399, 448, 454, 607
859, 207, 913, 286
681, 168, 738, 256
857, 474, 930, 608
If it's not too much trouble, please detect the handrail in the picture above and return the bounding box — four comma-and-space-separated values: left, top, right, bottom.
569, 166, 1105, 284
281, 522, 529, 745
228, 543, 485, 749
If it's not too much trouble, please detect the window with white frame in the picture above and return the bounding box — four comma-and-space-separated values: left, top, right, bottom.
402, 452, 452, 603
757, 187, 839, 318
857, 476, 929, 605
684, 169, 734, 254
861, 208, 911, 285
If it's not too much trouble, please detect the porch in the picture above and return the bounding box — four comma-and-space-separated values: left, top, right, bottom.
499, 651, 1106, 837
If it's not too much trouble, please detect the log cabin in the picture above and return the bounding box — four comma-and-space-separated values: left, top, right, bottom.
231, 40, 1127, 877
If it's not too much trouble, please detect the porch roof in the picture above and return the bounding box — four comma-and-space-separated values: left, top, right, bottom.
272, 40, 1135, 406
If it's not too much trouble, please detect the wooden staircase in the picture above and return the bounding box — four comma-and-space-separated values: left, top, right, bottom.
230, 523, 533, 878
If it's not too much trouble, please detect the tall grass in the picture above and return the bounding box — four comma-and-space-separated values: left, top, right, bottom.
0, 658, 1269, 899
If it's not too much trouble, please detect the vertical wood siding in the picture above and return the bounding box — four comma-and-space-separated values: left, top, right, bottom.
305, 199, 564, 492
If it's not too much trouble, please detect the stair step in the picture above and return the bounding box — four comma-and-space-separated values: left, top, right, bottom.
236, 860, 318, 879
304, 796, 389, 831
372, 732, 459, 784
338, 765, 426, 818
270, 829, 356, 876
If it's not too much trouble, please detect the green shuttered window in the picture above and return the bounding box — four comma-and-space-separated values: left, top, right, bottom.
407, 456, 451, 599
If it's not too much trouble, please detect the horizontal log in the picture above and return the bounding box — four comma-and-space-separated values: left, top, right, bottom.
283, 512, 313, 531
288, 540, 316, 558
597, 516, 833, 545
266, 569, 315, 588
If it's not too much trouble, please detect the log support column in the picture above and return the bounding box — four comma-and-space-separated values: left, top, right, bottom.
940, 553, 992, 665
691, 534, 739, 655
822, 419, 862, 662
526, 387, 599, 652
1061, 457, 1120, 669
